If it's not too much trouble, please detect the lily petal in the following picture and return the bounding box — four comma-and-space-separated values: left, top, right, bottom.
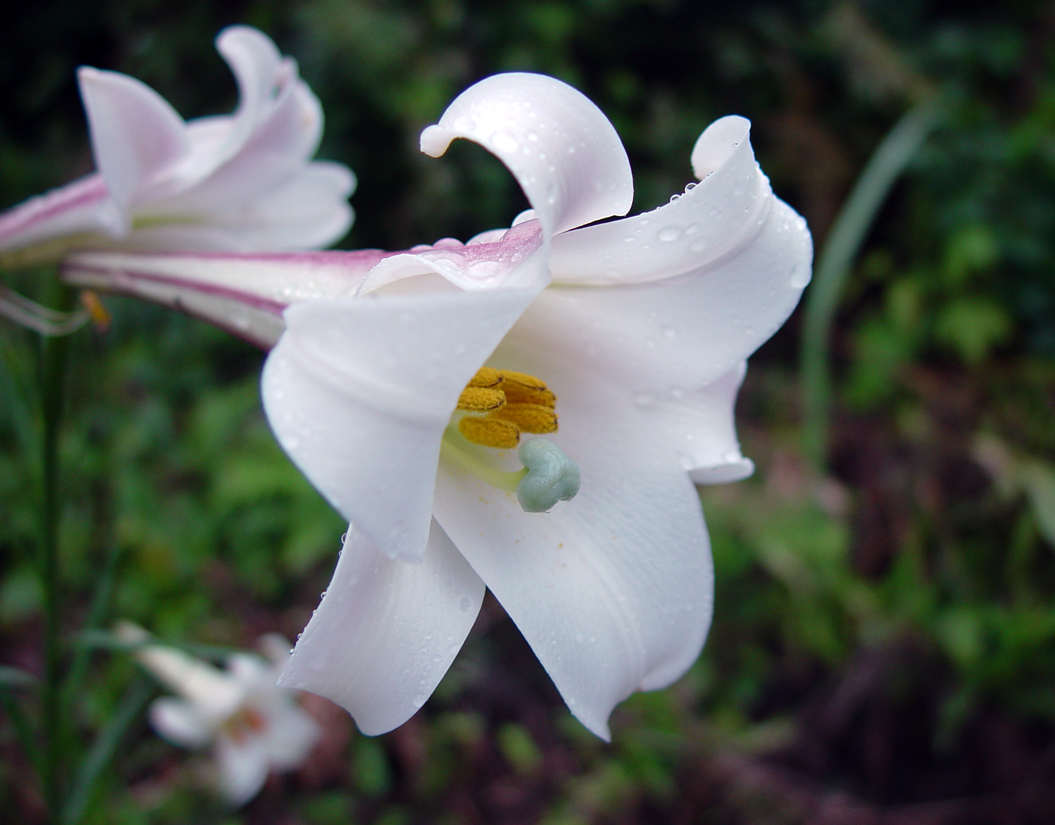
262, 287, 537, 560
259, 703, 320, 770
512, 199, 810, 408
0, 175, 113, 256
640, 362, 758, 484
215, 735, 271, 806
149, 697, 213, 749
434, 360, 712, 738
420, 73, 633, 239
279, 523, 485, 735
214, 26, 298, 160
78, 67, 190, 212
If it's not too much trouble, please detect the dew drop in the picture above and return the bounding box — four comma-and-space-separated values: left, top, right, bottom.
661, 324, 677, 338
458, 596, 472, 613
689, 238, 708, 253
669, 385, 685, 399
685, 222, 700, 235
658, 225, 682, 242
623, 234, 637, 243
633, 390, 657, 407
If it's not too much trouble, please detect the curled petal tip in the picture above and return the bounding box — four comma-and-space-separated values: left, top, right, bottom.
419, 124, 453, 158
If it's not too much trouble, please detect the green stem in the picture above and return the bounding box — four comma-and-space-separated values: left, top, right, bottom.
800, 99, 941, 468
38, 283, 75, 823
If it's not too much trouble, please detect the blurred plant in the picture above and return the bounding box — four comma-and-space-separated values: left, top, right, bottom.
117, 622, 320, 806
0, 25, 354, 269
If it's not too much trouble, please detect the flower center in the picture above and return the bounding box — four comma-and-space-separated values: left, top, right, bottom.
440, 367, 579, 513
221, 705, 268, 745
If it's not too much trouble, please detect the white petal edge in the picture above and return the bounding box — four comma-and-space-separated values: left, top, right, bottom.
420, 73, 633, 239
262, 286, 537, 561
78, 67, 189, 213
549, 116, 809, 286
279, 523, 485, 735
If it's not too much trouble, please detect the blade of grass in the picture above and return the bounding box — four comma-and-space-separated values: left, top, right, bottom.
62, 541, 121, 714
61, 677, 153, 825
0, 685, 43, 774
800, 99, 942, 468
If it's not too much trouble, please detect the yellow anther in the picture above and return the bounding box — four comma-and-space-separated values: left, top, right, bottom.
502, 383, 556, 408
494, 370, 547, 390
467, 367, 503, 388
459, 416, 521, 449
456, 367, 559, 448
80, 290, 111, 332
495, 403, 558, 434
457, 386, 506, 412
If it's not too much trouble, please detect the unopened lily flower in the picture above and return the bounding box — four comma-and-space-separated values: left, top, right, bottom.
71, 74, 812, 739
0, 26, 354, 269
117, 622, 319, 805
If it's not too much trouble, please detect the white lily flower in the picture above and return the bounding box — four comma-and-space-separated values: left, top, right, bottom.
117, 623, 320, 805
70, 74, 812, 739
0, 26, 354, 268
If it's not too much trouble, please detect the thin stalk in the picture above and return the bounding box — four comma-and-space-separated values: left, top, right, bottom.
38, 282, 76, 823
800, 100, 941, 468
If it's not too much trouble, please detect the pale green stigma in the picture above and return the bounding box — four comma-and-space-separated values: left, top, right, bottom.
440, 425, 580, 513
515, 437, 581, 513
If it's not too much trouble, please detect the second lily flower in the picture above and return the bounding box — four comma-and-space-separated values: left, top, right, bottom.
65, 72, 812, 739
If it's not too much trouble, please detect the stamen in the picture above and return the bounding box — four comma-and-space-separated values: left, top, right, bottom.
456, 367, 559, 448
439, 425, 581, 513
459, 416, 520, 449
457, 386, 506, 412
440, 424, 526, 492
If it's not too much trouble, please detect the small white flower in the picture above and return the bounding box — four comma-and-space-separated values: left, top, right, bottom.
0, 26, 354, 267
75, 74, 812, 739
118, 623, 319, 805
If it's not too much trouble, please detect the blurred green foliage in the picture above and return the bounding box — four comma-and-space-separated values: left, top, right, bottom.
2, 0, 1055, 823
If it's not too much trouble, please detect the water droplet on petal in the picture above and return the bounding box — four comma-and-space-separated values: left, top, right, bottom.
661, 324, 677, 338
658, 225, 682, 242
633, 390, 657, 407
